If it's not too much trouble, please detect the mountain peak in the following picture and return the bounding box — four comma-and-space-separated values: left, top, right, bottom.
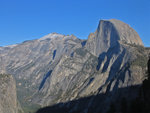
99, 19, 144, 46
85, 19, 144, 56
38, 33, 65, 41
38, 33, 77, 41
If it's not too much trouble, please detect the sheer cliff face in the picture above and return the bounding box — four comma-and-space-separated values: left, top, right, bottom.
0, 74, 21, 113
85, 19, 143, 56
0, 19, 148, 112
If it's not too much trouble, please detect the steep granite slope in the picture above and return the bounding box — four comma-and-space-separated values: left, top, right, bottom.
0, 74, 23, 113
0, 33, 82, 112
0, 19, 149, 113
85, 19, 143, 56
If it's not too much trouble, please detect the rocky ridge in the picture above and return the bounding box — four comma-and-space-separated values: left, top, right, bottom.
0, 19, 149, 113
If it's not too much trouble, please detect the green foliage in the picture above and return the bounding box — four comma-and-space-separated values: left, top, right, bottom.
16, 78, 41, 113
17, 89, 41, 113
18, 109, 24, 113
128, 57, 150, 113
0, 74, 10, 79
0, 74, 11, 85
75, 48, 88, 57
126, 43, 144, 52
22, 103, 41, 113
126, 43, 148, 68
131, 55, 147, 68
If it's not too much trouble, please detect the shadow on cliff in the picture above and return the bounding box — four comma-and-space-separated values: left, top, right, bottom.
35, 54, 150, 113
35, 85, 144, 113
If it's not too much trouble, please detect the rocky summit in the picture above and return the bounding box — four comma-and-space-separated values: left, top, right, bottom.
0, 19, 149, 113
85, 19, 143, 56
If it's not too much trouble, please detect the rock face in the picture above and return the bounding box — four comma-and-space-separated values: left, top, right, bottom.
0, 33, 82, 112
0, 19, 149, 113
0, 74, 22, 113
85, 19, 144, 56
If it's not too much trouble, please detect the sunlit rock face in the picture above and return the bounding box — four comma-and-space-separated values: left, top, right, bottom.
85, 19, 143, 56
0, 74, 23, 113
0, 19, 148, 113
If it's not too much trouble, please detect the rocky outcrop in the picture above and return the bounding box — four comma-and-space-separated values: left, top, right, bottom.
0, 74, 23, 113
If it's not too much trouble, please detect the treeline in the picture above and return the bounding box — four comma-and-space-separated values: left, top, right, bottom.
107, 55, 150, 113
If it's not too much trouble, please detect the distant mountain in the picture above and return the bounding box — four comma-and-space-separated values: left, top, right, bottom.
0, 19, 149, 113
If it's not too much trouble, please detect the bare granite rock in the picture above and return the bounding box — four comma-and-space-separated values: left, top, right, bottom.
0, 19, 148, 113
0, 74, 23, 113
85, 19, 144, 56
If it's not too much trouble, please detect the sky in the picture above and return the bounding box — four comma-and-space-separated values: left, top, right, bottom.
0, 0, 150, 47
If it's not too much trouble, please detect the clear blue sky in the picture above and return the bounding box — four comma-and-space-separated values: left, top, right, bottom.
0, 0, 150, 47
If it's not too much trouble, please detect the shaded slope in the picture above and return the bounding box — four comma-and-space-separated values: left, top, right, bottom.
36, 85, 141, 113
